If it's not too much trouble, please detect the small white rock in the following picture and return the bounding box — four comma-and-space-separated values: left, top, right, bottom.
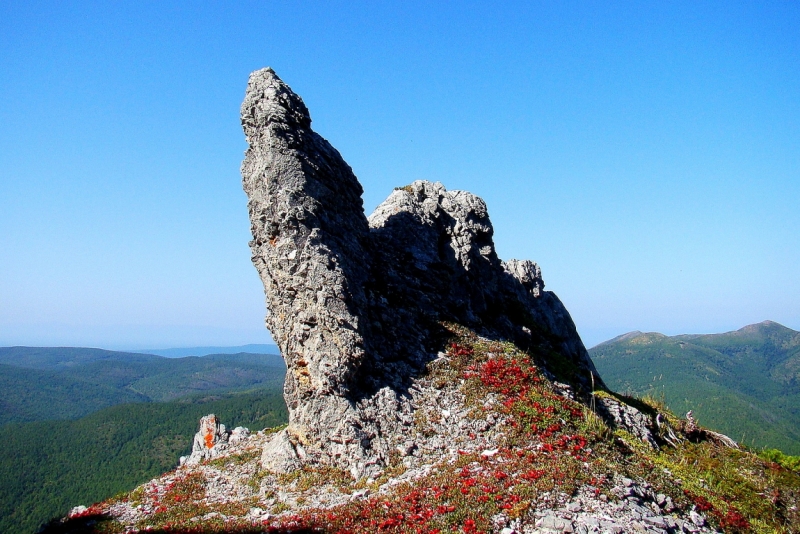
351, 488, 370, 500
69, 505, 88, 517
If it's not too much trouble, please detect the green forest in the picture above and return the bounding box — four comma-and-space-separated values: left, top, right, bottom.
590, 320, 800, 455
0, 347, 286, 425
0, 346, 288, 533
0, 388, 288, 534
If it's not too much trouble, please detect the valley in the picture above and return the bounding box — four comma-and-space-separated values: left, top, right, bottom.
0, 347, 287, 534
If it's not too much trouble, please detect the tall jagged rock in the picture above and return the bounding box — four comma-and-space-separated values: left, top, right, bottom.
242, 68, 377, 473
366, 180, 599, 387
241, 68, 604, 476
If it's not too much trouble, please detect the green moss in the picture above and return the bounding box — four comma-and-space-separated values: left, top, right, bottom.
205, 448, 260, 468
272, 501, 291, 514
263, 423, 288, 435
126, 485, 145, 507
758, 448, 800, 472
247, 468, 271, 492
277, 465, 353, 493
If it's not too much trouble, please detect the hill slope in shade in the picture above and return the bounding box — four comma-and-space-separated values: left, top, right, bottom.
589, 320, 800, 454
0, 347, 286, 424
0, 363, 151, 423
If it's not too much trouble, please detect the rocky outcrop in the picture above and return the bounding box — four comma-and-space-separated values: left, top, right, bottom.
180, 414, 251, 466
594, 395, 658, 448
42, 69, 788, 534
241, 68, 607, 476
242, 67, 376, 475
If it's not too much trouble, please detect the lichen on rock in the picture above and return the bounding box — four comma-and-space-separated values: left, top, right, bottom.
180, 414, 249, 466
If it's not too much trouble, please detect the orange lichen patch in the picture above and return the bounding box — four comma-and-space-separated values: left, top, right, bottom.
293, 359, 312, 386
199, 415, 218, 449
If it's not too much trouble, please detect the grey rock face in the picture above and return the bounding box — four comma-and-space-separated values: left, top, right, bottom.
504, 259, 544, 298
242, 68, 375, 469
594, 395, 658, 448
241, 68, 606, 474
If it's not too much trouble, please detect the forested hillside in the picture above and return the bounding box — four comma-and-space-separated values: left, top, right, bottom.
0, 346, 288, 532
0, 346, 163, 369
0, 388, 288, 534
590, 320, 800, 454
0, 363, 150, 422
0, 347, 285, 424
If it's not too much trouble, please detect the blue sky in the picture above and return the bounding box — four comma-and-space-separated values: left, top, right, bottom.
1, 1, 798, 349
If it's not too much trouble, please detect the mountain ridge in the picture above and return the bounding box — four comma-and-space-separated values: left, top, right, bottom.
130, 344, 281, 358
590, 320, 800, 454
0, 346, 163, 370
0, 347, 286, 425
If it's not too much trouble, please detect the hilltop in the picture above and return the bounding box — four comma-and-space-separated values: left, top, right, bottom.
42, 69, 800, 534
48, 325, 800, 533
590, 320, 800, 454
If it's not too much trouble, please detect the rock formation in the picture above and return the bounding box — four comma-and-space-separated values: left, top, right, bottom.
180, 414, 250, 466
241, 68, 606, 476
42, 68, 798, 534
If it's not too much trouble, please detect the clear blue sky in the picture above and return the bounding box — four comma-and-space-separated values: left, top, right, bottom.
1, 1, 798, 349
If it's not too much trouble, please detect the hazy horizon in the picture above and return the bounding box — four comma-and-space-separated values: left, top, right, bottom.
1, 320, 794, 354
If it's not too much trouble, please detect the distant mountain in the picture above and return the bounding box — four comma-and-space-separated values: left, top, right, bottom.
0, 347, 286, 425
590, 320, 800, 454
132, 343, 280, 358
0, 346, 162, 370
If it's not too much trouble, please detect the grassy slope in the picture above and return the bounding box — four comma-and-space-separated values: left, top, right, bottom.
589, 321, 800, 454
0, 389, 288, 534
75, 324, 800, 534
